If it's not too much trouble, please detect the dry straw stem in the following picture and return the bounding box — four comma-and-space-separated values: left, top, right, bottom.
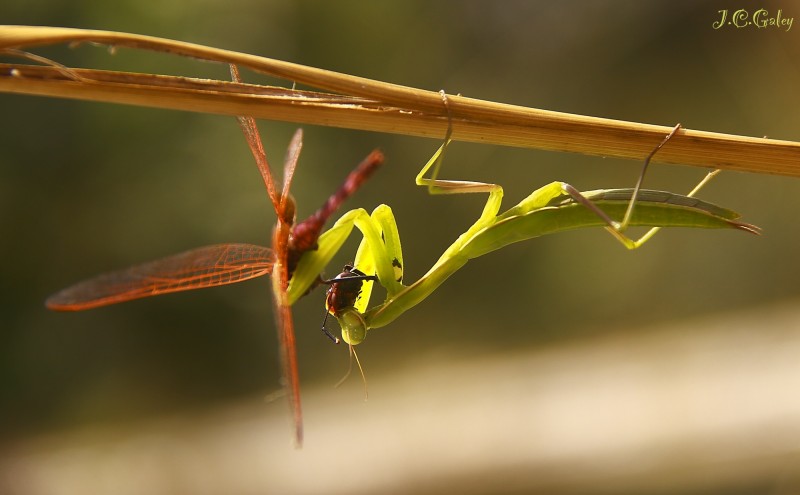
2, 25, 799, 177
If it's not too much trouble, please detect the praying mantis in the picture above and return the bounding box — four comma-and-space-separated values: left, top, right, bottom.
46, 84, 759, 445
295, 112, 759, 346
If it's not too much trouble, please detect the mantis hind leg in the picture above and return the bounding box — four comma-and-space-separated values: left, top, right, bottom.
560, 123, 721, 250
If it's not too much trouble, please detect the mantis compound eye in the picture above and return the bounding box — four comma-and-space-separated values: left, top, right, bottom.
337, 307, 367, 345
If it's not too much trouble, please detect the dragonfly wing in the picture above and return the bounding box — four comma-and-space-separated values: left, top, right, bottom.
270, 221, 304, 447
230, 65, 282, 213
273, 265, 303, 447
281, 128, 302, 207
46, 243, 274, 311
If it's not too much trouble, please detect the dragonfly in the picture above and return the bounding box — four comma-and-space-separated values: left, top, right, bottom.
45, 66, 384, 446
47, 88, 759, 445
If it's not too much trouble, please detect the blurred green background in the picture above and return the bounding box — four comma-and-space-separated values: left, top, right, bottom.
2, 1, 800, 493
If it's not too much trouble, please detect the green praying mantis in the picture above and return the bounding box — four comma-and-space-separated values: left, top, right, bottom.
296, 108, 759, 347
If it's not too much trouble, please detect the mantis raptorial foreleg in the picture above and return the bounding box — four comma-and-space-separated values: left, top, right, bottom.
286, 205, 404, 306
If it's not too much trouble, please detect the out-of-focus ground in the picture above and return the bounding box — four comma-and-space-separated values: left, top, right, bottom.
3, 300, 800, 495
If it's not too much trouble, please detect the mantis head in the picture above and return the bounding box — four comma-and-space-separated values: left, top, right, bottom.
336, 307, 368, 345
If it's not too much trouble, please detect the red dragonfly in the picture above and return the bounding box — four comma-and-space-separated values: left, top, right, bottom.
46, 66, 384, 446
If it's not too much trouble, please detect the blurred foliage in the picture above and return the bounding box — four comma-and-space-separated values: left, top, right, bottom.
1, 0, 799, 444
